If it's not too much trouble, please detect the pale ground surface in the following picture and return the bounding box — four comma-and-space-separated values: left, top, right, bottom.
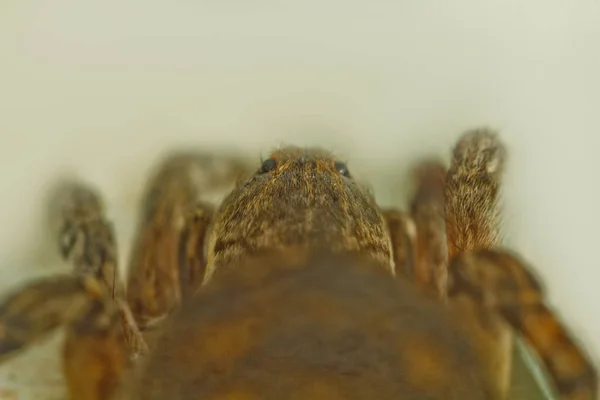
0, 0, 599, 399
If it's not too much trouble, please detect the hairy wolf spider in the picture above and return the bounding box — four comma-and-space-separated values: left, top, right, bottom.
0, 129, 595, 400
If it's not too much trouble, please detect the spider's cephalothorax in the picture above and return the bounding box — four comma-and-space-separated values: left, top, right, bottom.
205, 147, 394, 281
0, 130, 596, 400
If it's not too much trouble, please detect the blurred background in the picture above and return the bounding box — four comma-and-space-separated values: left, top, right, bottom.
0, 0, 598, 398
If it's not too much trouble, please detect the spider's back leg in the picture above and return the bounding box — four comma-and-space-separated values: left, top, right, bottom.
449, 249, 598, 400
0, 275, 128, 400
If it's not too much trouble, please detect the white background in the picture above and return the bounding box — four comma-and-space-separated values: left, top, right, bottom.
0, 0, 598, 398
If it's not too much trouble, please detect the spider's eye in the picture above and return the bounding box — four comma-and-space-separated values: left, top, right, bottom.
258, 158, 277, 174
334, 161, 351, 178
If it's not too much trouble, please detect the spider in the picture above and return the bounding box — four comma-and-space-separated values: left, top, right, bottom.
0, 129, 595, 400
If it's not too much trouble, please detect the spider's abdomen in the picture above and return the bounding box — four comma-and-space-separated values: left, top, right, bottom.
133, 251, 496, 400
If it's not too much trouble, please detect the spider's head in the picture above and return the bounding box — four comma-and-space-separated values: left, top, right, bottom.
255, 146, 352, 179
205, 146, 393, 277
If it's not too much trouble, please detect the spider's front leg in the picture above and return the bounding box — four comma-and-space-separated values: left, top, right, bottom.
50, 180, 121, 296
444, 129, 597, 399
438, 129, 516, 397
449, 249, 598, 400
0, 275, 128, 400
445, 129, 505, 258
386, 129, 514, 396
125, 151, 251, 330
50, 180, 147, 358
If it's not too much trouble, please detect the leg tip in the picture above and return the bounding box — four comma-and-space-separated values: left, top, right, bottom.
451, 128, 507, 176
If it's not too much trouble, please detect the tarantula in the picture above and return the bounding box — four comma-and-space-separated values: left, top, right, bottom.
0, 129, 595, 400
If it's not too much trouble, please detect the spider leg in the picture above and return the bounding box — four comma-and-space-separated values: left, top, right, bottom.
381, 209, 415, 278
126, 151, 251, 330
178, 201, 215, 301
408, 159, 449, 299
0, 275, 128, 400
449, 249, 598, 400
50, 180, 147, 358
445, 128, 505, 258
383, 160, 452, 299
438, 128, 516, 398
49, 180, 121, 297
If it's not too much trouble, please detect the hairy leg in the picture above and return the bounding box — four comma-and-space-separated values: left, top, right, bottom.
384, 159, 448, 298
0, 276, 128, 400
449, 249, 597, 400
445, 128, 505, 258
387, 130, 506, 301
381, 209, 415, 278
50, 181, 148, 358
126, 151, 251, 330
444, 128, 513, 396
408, 159, 449, 299
178, 201, 214, 301
50, 180, 147, 357
49, 180, 121, 297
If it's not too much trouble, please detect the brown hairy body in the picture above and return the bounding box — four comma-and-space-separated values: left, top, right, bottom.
0, 129, 596, 400
205, 147, 393, 281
